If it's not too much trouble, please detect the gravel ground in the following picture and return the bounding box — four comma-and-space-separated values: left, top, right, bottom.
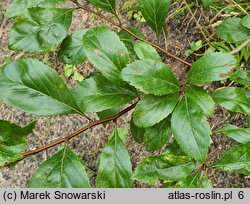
0, 0, 250, 188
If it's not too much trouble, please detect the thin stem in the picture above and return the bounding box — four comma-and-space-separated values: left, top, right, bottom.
162, 28, 168, 51
71, 0, 121, 27
227, 0, 248, 14
209, 4, 245, 25
114, 12, 122, 26
156, 34, 160, 46
184, 0, 213, 48
22, 101, 138, 157
121, 26, 192, 66
87, 165, 96, 173
82, 113, 93, 121
71, 0, 192, 67
167, 1, 195, 20
229, 38, 250, 55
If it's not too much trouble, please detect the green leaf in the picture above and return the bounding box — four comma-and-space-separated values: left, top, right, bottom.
5, 0, 66, 18
97, 107, 119, 127
97, 108, 118, 120
9, 7, 72, 53
28, 147, 91, 187
0, 120, 36, 167
216, 17, 250, 43
96, 128, 132, 188
211, 87, 250, 115
163, 181, 177, 188
164, 140, 185, 156
247, 116, 250, 128
122, 59, 180, 96
185, 40, 203, 56
118, 27, 145, 43
184, 49, 193, 57
215, 124, 250, 144
186, 85, 215, 116
175, 171, 213, 188
212, 142, 250, 175
242, 15, 250, 29
144, 118, 172, 151
113, 128, 129, 143
171, 97, 211, 163
133, 11, 146, 23
118, 27, 145, 61
58, 29, 88, 65
96, 128, 129, 168
133, 93, 179, 128
73, 73, 136, 113
201, 0, 214, 7
187, 52, 237, 84
87, 0, 116, 15
73, 71, 84, 82
83, 27, 131, 84
246, 89, 250, 99
132, 154, 195, 185
63, 64, 75, 78
118, 26, 146, 41
134, 41, 161, 61
230, 69, 250, 86
130, 120, 145, 143
138, 0, 171, 35
0, 59, 82, 116
241, 44, 250, 62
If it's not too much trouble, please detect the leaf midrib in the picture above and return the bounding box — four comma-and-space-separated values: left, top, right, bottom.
0, 74, 82, 115
187, 85, 212, 114
184, 98, 204, 159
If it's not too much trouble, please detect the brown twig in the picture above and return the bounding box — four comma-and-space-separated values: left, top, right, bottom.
121, 26, 192, 66
71, 0, 192, 67
22, 101, 138, 157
